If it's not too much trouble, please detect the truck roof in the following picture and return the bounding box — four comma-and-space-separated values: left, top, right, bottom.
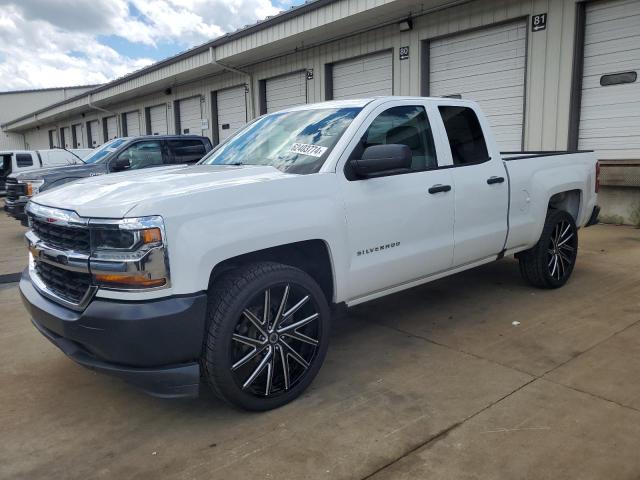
279, 96, 479, 112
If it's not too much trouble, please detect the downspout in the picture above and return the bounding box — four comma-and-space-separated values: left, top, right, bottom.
209, 46, 255, 118
87, 92, 122, 138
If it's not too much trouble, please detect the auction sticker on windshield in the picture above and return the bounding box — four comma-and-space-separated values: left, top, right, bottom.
289, 143, 328, 157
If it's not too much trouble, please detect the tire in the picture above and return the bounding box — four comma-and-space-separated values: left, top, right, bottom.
203, 261, 331, 411
518, 209, 578, 289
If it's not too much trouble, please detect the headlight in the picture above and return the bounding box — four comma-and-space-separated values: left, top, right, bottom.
88, 216, 170, 290
22, 179, 44, 196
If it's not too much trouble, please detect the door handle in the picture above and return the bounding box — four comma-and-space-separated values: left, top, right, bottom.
487, 176, 505, 185
428, 184, 452, 194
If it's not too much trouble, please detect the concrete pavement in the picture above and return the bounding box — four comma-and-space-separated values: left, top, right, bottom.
1, 223, 639, 480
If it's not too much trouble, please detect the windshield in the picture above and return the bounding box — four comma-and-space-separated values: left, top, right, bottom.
0, 154, 10, 178
200, 107, 361, 174
83, 138, 128, 164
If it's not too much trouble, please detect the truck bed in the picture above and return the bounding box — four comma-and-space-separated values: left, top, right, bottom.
501, 150, 598, 253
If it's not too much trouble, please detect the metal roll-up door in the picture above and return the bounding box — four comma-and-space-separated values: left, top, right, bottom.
429, 21, 527, 151
88, 120, 99, 147
125, 111, 141, 137
105, 116, 117, 140
217, 86, 247, 142
579, 0, 640, 160
265, 71, 307, 113
332, 51, 393, 100
72, 124, 83, 148
62, 127, 71, 148
178, 96, 202, 135
149, 104, 168, 135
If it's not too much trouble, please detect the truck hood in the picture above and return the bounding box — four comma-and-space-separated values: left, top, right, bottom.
13, 162, 88, 181
32, 164, 291, 218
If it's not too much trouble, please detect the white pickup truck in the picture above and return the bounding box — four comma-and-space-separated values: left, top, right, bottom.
19, 97, 599, 410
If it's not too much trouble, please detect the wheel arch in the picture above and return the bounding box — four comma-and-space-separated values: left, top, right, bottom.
548, 189, 582, 223
207, 239, 336, 305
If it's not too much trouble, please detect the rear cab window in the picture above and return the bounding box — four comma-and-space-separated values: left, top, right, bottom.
438, 106, 489, 166
168, 139, 208, 164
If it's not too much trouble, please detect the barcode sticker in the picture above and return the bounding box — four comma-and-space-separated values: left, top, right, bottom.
289, 143, 328, 157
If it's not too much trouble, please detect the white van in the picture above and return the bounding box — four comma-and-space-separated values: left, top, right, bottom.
0, 148, 92, 194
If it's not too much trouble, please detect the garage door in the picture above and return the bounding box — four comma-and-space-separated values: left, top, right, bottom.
265, 71, 307, 113
62, 127, 71, 148
579, 0, 640, 160
72, 124, 83, 148
105, 116, 118, 141
178, 96, 202, 135
87, 120, 99, 147
332, 51, 393, 100
217, 86, 247, 143
149, 104, 168, 135
124, 111, 141, 137
429, 21, 527, 151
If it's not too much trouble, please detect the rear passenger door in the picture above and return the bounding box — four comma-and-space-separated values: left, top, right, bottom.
437, 105, 509, 266
167, 139, 209, 164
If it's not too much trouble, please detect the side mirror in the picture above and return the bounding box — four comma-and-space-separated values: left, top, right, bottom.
111, 155, 130, 172
349, 144, 412, 178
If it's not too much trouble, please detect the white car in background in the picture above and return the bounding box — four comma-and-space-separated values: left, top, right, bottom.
0, 148, 92, 195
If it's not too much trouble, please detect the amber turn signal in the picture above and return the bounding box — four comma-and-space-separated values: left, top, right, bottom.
94, 274, 166, 288
142, 227, 162, 244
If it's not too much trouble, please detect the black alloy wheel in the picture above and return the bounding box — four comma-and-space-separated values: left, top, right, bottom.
204, 262, 330, 410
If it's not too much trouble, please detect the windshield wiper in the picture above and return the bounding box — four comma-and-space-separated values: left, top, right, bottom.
54, 146, 86, 164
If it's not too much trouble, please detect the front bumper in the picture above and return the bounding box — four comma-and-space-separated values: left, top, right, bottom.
20, 270, 208, 398
4, 199, 28, 225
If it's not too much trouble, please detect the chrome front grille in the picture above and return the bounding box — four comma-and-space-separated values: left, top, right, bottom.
26, 203, 95, 310
34, 261, 92, 304
5, 178, 23, 202
31, 217, 91, 253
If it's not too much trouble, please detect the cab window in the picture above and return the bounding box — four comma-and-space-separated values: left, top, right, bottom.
167, 139, 207, 164
16, 154, 33, 168
438, 106, 489, 165
117, 141, 164, 170
351, 106, 437, 172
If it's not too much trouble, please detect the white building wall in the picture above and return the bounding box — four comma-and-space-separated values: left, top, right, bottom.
10, 0, 581, 155
1, 86, 95, 150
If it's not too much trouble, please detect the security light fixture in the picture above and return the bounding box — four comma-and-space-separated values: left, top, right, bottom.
399, 18, 413, 32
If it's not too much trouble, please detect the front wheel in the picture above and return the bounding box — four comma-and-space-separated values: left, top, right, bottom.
203, 262, 331, 411
518, 209, 578, 289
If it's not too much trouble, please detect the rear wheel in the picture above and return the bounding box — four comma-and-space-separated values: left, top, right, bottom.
203, 262, 330, 410
518, 209, 578, 289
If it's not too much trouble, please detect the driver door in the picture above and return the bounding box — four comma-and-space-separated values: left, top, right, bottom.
339, 101, 455, 301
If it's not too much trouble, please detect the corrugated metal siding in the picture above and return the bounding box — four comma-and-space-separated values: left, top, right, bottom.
265, 71, 307, 112
429, 20, 527, 151
0, 131, 26, 150
217, 86, 247, 142
332, 51, 393, 99
579, 0, 640, 160
11, 0, 580, 153
178, 96, 202, 135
